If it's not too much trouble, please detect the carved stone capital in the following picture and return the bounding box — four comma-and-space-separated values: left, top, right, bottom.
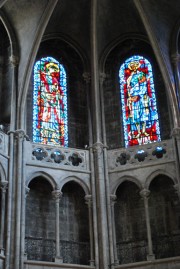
140, 189, 150, 199
52, 190, 63, 201
83, 72, 91, 84
110, 194, 117, 206
171, 54, 180, 64
171, 127, 180, 140
25, 186, 30, 198
14, 129, 30, 141
174, 184, 180, 197
9, 55, 19, 67
85, 194, 92, 207
92, 142, 105, 154
0, 181, 8, 193
99, 72, 107, 85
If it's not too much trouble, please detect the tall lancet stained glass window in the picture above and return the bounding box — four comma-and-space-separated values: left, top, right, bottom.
33, 56, 68, 146
119, 55, 161, 147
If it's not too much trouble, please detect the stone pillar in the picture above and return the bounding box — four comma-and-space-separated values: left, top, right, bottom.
172, 127, 180, 195
100, 72, 115, 269
52, 190, 63, 263
0, 181, 8, 255
22, 186, 30, 262
110, 195, 119, 266
5, 54, 19, 269
14, 130, 27, 269
9, 55, 19, 130
85, 195, 95, 266
91, 0, 110, 267
92, 142, 109, 269
5, 131, 15, 269
140, 189, 155, 261
171, 54, 180, 109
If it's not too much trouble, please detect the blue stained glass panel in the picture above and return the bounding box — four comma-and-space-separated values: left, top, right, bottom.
119, 55, 161, 147
33, 56, 68, 146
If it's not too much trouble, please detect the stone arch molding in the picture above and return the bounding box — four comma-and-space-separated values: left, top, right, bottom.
171, 15, 180, 57
99, 33, 149, 73
19, 27, 89, 130
111, 175, 143, 195
59, 176, 90, 195
0, 10, 19, 61
144, 169, 176, 190
26, 171, 58, 190
42, 33, 89, 72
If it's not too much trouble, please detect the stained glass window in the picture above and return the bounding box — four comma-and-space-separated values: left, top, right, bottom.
119, 55, 161, 147
33, 56, 68, 146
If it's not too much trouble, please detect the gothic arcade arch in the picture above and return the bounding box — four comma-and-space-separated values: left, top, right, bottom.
111, 175, 142, 195
59, 175, 90, 195
26, 171, 57, 190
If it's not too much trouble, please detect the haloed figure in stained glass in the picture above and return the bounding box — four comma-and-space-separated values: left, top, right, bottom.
33, 57, 68, 146
119, 55, 161, 147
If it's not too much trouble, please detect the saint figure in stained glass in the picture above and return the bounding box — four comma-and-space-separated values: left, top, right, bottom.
119, 55, 161, 147
33, 57, 68, 146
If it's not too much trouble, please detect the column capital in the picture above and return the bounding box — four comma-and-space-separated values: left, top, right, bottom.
99, 72, 107, 85
9, 55, 19, 67
52, 190, 63, 201
174, 184, 180, 197
0, 181, 8, 193
25, 186, 30, 198
85, 194, 92, 207
171, 127, 180, 139
83, 72, 91, 84
171, 53, 180, 64
91, 142, 106, 153
110, 194, 117, 205
140, 189, 150, 199
14, 129, 30, 141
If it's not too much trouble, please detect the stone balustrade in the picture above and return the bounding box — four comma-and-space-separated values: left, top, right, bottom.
108, 140, 174, 171
25, 142, 89, 171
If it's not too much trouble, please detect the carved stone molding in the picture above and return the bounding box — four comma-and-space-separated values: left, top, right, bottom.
14, 129, 30, 141
83, 72, 91, 84
85, 194, 92, 207
174, 184, 180, 198
99, 72, 107, 85
9, 55, 19, 67
171, 54, 180, 64
0, 181, 8, 193
92, 141, 105, 154
25, 186, 30, 198
172, 127, 180, 140
52, 190, 63, 201
110, 194, 117, 206
140, 189, 150, 199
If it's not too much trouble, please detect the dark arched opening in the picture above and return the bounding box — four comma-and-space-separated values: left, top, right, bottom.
149, 175, 180, 259
114, 181, 147, 264
60, 181, 90, 265
25, 177, 55, 261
